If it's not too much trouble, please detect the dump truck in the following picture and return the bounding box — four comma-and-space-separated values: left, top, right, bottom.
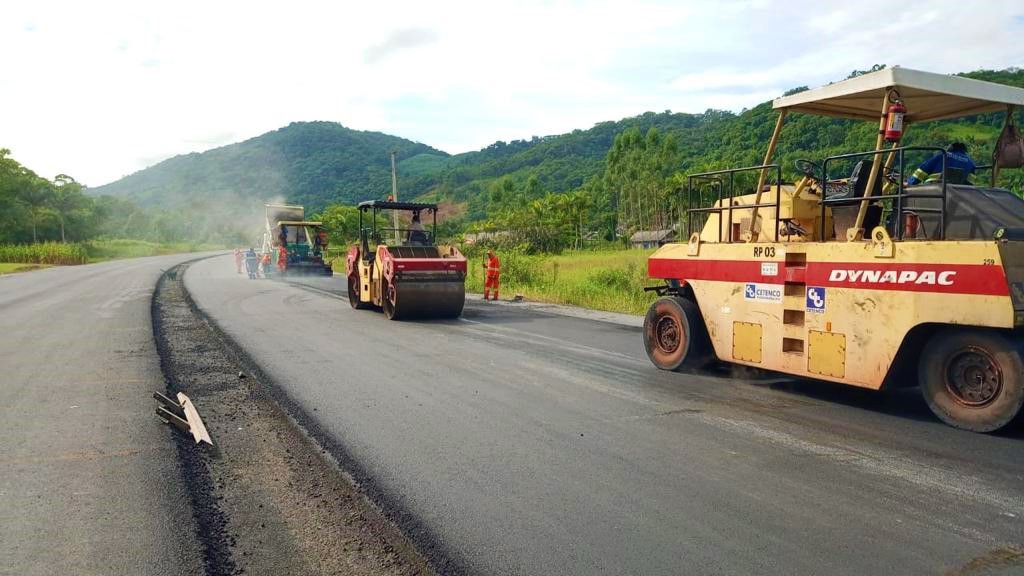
261, 203, 333, 276
644, 67, 1024, 432
345, 200, 467, 319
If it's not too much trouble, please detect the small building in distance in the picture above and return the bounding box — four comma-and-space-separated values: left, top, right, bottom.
629, 229, 675, 249
463, 231, 509, 245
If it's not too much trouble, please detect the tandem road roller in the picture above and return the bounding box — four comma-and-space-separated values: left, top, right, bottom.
644, 67, 1024, 432
345, 200, 467, 320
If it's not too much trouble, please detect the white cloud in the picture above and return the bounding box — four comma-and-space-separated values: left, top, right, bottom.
1, 0, 1022, 186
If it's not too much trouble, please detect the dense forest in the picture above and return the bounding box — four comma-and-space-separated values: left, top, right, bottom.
0, 148, 255, 246
91, 122, 448, 209
448, 66, 1024, 251
6, 66, 1024, 253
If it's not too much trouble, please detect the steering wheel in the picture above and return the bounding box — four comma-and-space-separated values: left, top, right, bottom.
882, 165, 902, 184
794, 159, 823, 180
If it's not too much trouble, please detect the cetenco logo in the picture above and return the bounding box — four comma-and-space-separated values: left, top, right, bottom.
828, 269, 956, 286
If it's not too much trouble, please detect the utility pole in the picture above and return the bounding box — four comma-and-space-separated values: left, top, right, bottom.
390, 150, 399, 243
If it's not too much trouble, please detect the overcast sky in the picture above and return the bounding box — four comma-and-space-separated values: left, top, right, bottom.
3, 0, 1024, 187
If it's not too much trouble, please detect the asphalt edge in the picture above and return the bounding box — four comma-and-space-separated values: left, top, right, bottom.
151, 262, 238, 576
468, 292, 643, 327
180, 260, 468, 576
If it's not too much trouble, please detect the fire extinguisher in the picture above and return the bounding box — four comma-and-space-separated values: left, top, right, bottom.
883, 91, 906, 142
902, 211, 920, 239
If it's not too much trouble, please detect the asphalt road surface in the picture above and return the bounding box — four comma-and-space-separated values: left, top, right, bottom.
186, 255, 1024, 576
1, 255, 209, 576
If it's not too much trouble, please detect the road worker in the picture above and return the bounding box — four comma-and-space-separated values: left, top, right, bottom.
907, 142, 976, 185
261, 252, 272, 277
233, 248, 243, 274
244, 248, 259, 279
316, 229, 329, 253
277, 244, 288, 273
483, 249, 501, 301
407, 210, 427, 245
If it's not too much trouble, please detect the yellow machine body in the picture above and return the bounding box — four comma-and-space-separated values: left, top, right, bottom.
644, 68, 1024, 431
650, 196, 1020, 389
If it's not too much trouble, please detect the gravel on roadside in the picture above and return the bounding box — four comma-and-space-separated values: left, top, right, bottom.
153, 262, 436, 576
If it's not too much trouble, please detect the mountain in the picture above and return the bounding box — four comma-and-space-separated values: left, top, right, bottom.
92, 67, 1024, 218
90, 122, 448, 210
92, 113, 728, 215
426, 111, 719, 219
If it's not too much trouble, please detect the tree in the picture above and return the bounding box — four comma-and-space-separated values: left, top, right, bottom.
19, 180, 53, 244
316, 205, 362, 245
602, 127, 681, 236
0, 149, 31, 243
51, 174, 88, 243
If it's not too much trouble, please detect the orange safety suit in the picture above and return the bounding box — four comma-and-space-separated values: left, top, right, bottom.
234, 248, 243, 274
277, 245, 288, 272
484, 253, 500, 301
260, 253, 271, 276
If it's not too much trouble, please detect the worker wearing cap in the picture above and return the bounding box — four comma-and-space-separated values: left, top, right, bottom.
483, 249, 501, 301
907, 142, 976, 185
277, 244, 288, 273
233, 248, 243, 274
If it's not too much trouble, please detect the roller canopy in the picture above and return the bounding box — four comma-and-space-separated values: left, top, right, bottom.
773, 67, 1024, 123
358, 200, 438, 211
276, 220, 323, 226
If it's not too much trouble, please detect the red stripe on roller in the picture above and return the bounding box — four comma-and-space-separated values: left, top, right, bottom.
649, 258, 1008, 296
648, 258, 771, 283
805, 262, 1008, 295
392, 258, 467, 272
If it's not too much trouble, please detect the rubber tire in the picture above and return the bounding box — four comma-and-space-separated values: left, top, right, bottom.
348, 275, 372, 310
644, 296, 713, 371
919, 328, 1024, 433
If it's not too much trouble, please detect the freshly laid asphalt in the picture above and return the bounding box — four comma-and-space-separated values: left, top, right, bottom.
0, 255, 209, 576
186, 255, 1024, 576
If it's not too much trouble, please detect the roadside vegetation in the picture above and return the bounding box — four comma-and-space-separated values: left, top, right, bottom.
463, 246, 658, 314
317, 66, 1024, 314
0, 241, 89, 265
330, 245, 657, 315
80, 239, 221, 262
0, 148, 239, 270
0, 262, 50, 275
0, 239, 221, 268
8, 66, 1024, 295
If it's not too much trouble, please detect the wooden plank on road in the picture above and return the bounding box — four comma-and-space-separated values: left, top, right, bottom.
176, 392, 213, 445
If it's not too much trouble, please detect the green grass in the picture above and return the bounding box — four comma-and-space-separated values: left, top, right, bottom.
0, 262, 50, 274
331, 246, 660, 315
464, 247, 659, 315
0, 239, 223, 267
81, 239, 221, 263
944, 124, 998, 142
0, 242, 89, 265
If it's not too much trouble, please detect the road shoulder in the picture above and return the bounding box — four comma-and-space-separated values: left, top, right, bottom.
155, 262, 436, 576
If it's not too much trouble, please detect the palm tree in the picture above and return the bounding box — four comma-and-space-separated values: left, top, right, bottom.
20, 181, 52, 244
51, 174, 85, 243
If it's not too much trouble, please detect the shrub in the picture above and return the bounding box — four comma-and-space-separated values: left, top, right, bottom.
0, 242, 88, 265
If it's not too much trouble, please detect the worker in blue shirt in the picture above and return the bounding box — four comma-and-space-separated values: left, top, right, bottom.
244, 247, 259, 279
907, 142, 976, 185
